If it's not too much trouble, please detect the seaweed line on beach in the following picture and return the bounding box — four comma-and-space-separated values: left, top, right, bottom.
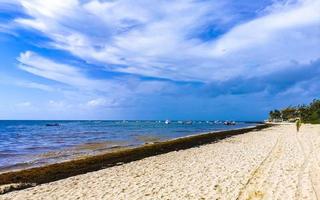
0, 124, 272, 195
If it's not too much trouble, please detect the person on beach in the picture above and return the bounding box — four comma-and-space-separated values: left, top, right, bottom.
296, 118, 302, 132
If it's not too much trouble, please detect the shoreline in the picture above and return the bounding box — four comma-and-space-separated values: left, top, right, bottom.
0, 123, 271, 194
3, 124, 319, 199
0, 120, 255, 174
0, 123, 257, 174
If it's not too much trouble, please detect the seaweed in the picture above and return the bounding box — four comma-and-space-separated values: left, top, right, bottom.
0, 124, 272, 194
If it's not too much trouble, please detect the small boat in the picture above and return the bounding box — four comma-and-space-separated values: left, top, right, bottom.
165, 120, 171, 124
184, 120, 193, 125
45, 123, 60, 127
224, 121, 236, 125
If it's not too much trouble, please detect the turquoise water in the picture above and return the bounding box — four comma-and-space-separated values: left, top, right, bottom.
0, 120, 256, 172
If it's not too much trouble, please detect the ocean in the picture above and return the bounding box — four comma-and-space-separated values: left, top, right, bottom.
0, 120, 256, 172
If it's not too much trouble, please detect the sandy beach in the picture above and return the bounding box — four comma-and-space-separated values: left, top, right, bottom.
1, 124, 320, 200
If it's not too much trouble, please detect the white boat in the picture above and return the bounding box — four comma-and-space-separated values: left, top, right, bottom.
165, 120, 171, 124
224, 121, 236, 125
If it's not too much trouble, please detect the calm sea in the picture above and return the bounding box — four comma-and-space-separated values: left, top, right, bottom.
0, 120, 256, 172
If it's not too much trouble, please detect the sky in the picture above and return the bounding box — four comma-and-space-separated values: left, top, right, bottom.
0, 0, 319, 120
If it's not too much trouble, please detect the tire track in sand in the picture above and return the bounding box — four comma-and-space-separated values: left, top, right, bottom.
295, 131, 311, 200
236, 134, 283, 200
306, 130, 320, 200
295, 130, 319, 200
310, 131, 320, 200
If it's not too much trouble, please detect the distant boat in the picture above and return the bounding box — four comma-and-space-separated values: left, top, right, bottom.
45, 123, 60, 127
224, 121, 236, 125
165, 120, 171, 124
184, 120, 193, 125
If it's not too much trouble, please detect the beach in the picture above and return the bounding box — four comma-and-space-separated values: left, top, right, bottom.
0, 120, 253, 172
1, 124, 320, 200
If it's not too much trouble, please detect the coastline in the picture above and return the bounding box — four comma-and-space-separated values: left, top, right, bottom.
2, 124, 320, 199
0, 120, 254, 174
0, 124, 271, 194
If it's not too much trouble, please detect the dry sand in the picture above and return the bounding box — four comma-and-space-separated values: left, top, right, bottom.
1, 124, 320, 200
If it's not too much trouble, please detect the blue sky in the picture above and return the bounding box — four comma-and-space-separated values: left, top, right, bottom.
0, 0, 319, 120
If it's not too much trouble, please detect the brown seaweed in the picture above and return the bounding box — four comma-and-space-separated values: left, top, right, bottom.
0, 124, 273, 194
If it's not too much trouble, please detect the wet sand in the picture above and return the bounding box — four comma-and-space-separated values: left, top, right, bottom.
0, 125, 266, 190
1, 124, 320, 199
0, 140, 131, 174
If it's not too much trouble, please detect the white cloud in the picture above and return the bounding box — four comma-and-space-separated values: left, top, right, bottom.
206, 0, 320, 78
87, 98, 106, 107
48, 100, 64, 106
16, 51, 177, 112
86, 98, 115, 107
17, 51, 125, 91
16, 81, 54, 91
211, 0, 320, 56
16, 101, 31, 107
16, 51, 172, 95
8, 0, 319, 83
0, 74, 55, 92
2, 0, 320, 120
10, 0, 229, 82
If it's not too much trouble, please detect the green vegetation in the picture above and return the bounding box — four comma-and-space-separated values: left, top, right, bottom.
269, 99, 320, 124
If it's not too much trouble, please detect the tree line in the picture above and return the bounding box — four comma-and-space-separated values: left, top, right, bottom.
269, 99, 320, 124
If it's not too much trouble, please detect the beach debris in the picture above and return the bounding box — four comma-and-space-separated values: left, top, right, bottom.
0, 183, 36, 194
116, 162, 124, 165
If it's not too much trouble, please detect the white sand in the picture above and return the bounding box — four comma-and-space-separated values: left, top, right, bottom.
1, 124, 320, 200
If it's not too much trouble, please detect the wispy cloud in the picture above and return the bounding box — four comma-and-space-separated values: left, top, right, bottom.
7, 0, 320, 83
0, 74, 54, 92
1, 0, 320, 119
8, 0, 233, 81
16, 80, 54, 91
16, 51, 174, 110
16, 101, 31, 107
86, 98, 119, 108
17, 51, 126, 92
211, 0, 320, 56
16, 51, 171, 94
